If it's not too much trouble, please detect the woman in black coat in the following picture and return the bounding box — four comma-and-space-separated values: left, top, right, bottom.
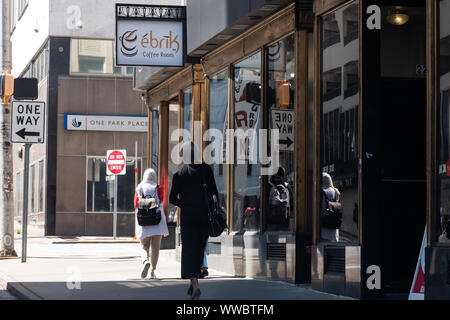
169, 141, 219, 300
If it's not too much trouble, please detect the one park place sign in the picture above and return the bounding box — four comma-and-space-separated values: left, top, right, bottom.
115, 4, 186, 67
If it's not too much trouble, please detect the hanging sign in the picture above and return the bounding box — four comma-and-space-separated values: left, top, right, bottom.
107, 150, 127, 175
115, 4, 186, 67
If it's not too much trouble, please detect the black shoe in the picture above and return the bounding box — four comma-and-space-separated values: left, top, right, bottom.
191, 288, 201, 300
187, 284, 193, 296
198, 269, 209, 279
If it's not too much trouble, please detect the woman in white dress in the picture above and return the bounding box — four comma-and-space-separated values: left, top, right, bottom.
136, 168, 169, 279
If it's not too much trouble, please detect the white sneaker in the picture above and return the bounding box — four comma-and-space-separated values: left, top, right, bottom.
141, 261, 150, 279
150, 270, 156, 279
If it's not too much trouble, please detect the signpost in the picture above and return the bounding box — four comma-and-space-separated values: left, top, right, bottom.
106, 149, 126, 239
11, 101, 45, 263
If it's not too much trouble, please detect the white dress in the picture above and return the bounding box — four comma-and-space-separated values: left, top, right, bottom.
136, 182, 169, 240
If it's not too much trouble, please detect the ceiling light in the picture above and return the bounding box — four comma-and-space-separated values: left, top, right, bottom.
192, 49, 209, 55
259, 4, 280, 11
215, 34, 233, 40
248, 16, 262, 21
230, 24, 248, 30
386, 9, 409, 26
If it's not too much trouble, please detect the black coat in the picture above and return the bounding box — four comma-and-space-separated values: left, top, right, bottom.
169, 163, 219, 279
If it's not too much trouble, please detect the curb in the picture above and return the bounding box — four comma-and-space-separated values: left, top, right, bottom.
0, 271, 43, 300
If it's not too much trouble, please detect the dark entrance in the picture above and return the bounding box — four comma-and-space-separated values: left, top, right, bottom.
364, 0, 426, 298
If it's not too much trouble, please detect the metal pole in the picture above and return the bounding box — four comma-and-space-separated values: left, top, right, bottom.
134, 141, 138, 238
0, 0, 15, 257
113, 175, 117, 239
0, 0, 12, 71
21, 143, 30, 263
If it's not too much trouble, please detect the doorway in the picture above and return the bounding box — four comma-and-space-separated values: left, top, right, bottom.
375, 1, 426, 296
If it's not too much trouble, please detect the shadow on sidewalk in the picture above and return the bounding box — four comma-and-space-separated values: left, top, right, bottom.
7, 278, 348, 300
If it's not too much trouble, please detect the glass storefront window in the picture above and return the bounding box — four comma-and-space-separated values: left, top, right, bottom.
86, 157, 141, 212
152, 108, 159, 173
437, 0, 450, 243
232, 51, 262, 232
168, 103, 181, 226
208, 69, 228, 213
266, 35, 295, 231
183, 88, 192, 138
320, 1, 359, 243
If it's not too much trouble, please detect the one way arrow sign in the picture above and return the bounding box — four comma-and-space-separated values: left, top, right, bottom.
11, 101, 45, 144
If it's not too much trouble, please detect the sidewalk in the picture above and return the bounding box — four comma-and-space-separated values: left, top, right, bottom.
0, 237, 353, 300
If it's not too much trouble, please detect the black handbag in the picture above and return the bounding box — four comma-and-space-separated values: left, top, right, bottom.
200, 166, 227, 237
137, 188, 162, 226
321, 189, 343, 229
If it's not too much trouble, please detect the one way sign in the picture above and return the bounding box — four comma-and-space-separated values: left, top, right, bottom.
11, 101, 45, 144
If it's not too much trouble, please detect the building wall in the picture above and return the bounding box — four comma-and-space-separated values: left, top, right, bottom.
55, 76, 147, 236
10, 0, 50, 77
48, 0, 183, 39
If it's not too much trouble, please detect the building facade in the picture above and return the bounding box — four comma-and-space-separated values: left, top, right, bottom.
135, 0, 450, 299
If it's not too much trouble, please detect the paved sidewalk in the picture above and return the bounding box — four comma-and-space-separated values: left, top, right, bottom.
0, 237, 352, 300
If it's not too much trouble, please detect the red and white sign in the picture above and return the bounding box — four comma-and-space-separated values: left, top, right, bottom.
409, 227, 426, 300
106, 150, 127, 175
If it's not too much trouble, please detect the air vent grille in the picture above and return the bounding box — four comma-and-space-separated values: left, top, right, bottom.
267, 243, 286, 260
208, 242, 221, 255
325, 247, 345, 274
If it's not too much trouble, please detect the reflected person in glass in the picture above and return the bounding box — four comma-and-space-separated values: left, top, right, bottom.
321, 172, 340, 242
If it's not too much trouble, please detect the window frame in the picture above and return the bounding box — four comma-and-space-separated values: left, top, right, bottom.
263, 32, 297, 233
230, 49, 263, 233
315, 0, 361, 246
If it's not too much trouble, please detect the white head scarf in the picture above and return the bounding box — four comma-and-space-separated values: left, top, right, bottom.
138, 168, 157, 189
180, 141, 202, 165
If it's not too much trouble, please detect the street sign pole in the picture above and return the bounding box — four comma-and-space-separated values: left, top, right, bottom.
113, 175, 118, 240
106, 149, 126, 239
21, 143, 30, 263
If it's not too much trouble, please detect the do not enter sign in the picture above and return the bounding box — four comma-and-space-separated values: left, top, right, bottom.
106, 150, 126, 175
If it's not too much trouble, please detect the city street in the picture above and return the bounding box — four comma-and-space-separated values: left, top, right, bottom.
0, 237, 351, 300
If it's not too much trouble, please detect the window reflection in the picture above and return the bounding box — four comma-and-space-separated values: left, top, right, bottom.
232, 52, 261, 232
209, 70, 228, 213
321, 1, 359, 243
167, 104, 181, 226
266, 35, 295, 231
152, 109, 159, 173
183, 88, 192, 139
70, 39, 132, 75
437, 0, 450, 243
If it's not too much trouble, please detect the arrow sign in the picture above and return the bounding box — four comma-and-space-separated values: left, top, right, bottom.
271, 109, 294, 151
11, 101, 45, 144
16, 128, 40, 139
280, 136, 293, 149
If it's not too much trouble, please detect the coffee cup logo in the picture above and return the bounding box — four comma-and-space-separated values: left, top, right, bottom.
120, 30, 138, 57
